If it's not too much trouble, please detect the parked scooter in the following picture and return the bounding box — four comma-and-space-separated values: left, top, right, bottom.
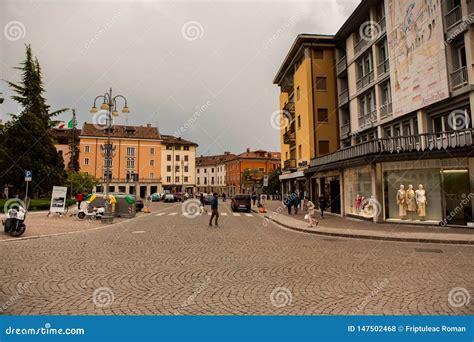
2, 206, 27, 237
77, 201, 105, 220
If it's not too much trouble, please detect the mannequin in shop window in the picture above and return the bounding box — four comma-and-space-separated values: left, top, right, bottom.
405, 184, 416, 219
415, 184, 427, 220
355, 194, 363, 214
396, 184, 407, 220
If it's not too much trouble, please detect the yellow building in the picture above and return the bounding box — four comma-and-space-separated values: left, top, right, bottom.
79, 123, 163, 197
273, 34, 339, 198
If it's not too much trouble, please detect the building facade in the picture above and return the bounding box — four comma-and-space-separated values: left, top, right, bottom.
226, 149, 281, 197
273, 35, 340, 199
160, 135, 198, 194
281, 0, 474, 227
196, 152, 235, 194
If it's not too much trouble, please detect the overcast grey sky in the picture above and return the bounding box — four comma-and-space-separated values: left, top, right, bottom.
1, 0, 359, 156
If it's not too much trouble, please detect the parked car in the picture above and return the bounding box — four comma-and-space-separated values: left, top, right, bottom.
151, 193, 161, 202
231, 194, 251, 212
164, 194, 175, 203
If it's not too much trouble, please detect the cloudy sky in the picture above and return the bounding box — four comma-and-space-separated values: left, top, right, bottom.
1, 0, 359, 156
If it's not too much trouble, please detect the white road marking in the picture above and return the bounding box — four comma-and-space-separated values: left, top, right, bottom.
155, 213, 165, 216
168, 212, 178, 216
233, 213, 240, 216
245, 213, 253, 217
221, 213, 228, 216
132, 231, 145, 234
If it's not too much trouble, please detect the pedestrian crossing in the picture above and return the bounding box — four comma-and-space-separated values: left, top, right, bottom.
155, 211, 256, 218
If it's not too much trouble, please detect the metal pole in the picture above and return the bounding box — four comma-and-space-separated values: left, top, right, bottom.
102, 88, 113, 223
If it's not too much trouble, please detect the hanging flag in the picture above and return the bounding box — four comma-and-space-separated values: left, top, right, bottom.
56, 122, 66, 129
68, 110, 77, 129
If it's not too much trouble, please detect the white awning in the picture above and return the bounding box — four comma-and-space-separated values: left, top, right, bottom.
279, 171, 305, 180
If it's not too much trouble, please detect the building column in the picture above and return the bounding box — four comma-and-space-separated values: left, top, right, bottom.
371, 163, 384, 223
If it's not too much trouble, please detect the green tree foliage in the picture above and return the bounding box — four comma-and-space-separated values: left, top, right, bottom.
67, 172, 98, 194
266, 169, 281, 195
1, 45, 68, 197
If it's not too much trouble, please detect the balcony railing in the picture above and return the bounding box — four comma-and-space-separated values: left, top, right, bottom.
377, 59, 390, 77
358, 109, 377, 129
310, 129, 474, 168
445, 5, 462, 29
450, 66, 468, 89
283, 101, 295, 114
356, 70, 374, 91
283, 130, 296, 144
338, 88, 349, 106
379, 102, 393, 119
340, 122, 350, 137
377, 17, 386, 34
336, 56, 347, 75
469, 0, 474, 14
284, 159, 297, 170
354, 38, 370, 55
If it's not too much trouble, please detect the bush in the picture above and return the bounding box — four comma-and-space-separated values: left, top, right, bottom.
0, 198, 76, 212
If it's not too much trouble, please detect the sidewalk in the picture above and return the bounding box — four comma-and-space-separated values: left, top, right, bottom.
254, 201, 474, 245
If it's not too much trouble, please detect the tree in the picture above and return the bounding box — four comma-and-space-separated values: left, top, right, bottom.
1, 45, 68, 197
67, 172, 98, 194
266, 169, 281, 195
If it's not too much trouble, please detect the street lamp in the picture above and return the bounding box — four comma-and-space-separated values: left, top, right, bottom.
90, 88, 130, 224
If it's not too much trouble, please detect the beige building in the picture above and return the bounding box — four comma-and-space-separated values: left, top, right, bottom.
196, 152, 235, 194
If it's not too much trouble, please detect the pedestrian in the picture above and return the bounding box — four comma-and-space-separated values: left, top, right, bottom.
209, 193, 219, 227
293, 195, 300, 215
251, 192, 257, 206
286, 195, 293, 215
222, 193, 226, 202
200, 193, 207, 214
319, 195, 328, 219
304, 196, 318, 227
76, 192, 83, 210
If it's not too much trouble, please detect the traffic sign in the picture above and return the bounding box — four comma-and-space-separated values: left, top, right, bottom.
25, 170, 32, 182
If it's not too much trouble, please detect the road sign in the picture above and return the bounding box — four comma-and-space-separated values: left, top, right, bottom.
25, 170, 32, 182
263, 175, 269, 187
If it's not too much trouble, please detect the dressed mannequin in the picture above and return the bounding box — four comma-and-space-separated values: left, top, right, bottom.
396, 184, 407, 219
405, 184, 416, 219
415, 184, 427, 220
355, 194, 363, 214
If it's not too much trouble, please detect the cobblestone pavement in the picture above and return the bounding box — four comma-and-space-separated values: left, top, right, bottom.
1, 201, 473, 315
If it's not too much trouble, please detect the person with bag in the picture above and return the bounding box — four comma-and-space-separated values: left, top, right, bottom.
318, 195, 328, 219
304, 196, 318, 227
209, 193, 219, 227
75, 192, 83, 210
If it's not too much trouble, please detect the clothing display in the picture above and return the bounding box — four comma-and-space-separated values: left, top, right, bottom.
405, 185, 417, 212
415, 184, 427, 219
396, 185, 407, 218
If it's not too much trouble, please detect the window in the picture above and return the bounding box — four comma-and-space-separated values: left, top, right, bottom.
166, 176, 171, 182
166, 145, 172, 150
150, 147, 155, 155
175, 146, 181, 150
150, 160, 154, 166
126, 147, 135, 156
296, 86, 300, 101
317, 108, 329, 123
176, 155, 180, 162
313, 48, 324, 59
211, 168, 214, 173
84, 145, 90, 153
103, 171, 112, 181
184, 166, 189, 172
259, 167, 264, 172
204, 168, 207, 173
316, 77, 327, 90
319, 141, 330, 155
126, 157, 134, 169
211, 177, 214, 184
175, 176, 180, 183
197, 169, 200, 174
149, 173, 154, 179
204, 177, 207, 185
167, 154, 171, 161
298, 145, 302, 159
84, 157, 90, 165
184, 155, 189, 162
184, 146, 190, 151
167, 165, 171, 172
104, 158, 113, 167
197, 178, 200, 185
184, 176, 189, 183
175, 165, 180, 172
297, 115, 301, 129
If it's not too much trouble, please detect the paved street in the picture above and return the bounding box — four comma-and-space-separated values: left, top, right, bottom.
1, 200, 473, 315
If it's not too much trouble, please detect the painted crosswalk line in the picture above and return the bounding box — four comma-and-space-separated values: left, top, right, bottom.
233, 213, 241, 216
245, 213, 253, 217
155, 212, 166, 216
221, 213, 228, 216
168, 212, 178, 216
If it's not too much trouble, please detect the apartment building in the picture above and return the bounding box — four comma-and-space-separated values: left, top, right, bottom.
160, 135, 198, 194
302, 0, 474, 226
196, 152, 235, 194
273, 34, 340, 198
79, 123, 162, 197
226, 149, 281, 196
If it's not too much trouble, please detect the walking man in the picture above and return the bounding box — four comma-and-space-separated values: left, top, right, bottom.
209, 193, 219, 227
318, 195, 328, 219
76, 192, 83, 210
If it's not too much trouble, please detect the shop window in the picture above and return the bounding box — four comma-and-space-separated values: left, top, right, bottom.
343, 166, 374, 218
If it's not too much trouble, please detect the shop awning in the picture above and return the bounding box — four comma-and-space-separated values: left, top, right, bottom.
279, 171, 305, 180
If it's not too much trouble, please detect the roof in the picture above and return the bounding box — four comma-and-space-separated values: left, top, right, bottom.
80, 123, 161, 140
196, 153, 236, 166
335, 0, 380, 41
273, 34, 336, 85
161, 134, 198, 147
228, 150, 281, 162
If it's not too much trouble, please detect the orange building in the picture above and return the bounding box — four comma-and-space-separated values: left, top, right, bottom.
225, 149, 281, 196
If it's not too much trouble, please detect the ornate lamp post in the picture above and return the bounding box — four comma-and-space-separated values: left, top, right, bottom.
90, 88, 130, 224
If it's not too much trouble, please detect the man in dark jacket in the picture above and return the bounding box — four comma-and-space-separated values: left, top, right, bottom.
209, 193, 219, 227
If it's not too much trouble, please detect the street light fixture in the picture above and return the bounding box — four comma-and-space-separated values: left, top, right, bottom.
90, 88, 130, 224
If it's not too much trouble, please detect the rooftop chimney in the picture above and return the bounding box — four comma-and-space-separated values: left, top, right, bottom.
146, 123, 151, 128
246, 148, 250, 153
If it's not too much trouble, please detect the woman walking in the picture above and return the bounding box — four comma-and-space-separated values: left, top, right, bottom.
304, 196, 318, 227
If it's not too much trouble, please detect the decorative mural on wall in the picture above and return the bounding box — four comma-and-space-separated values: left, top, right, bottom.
386, 0, 449, 117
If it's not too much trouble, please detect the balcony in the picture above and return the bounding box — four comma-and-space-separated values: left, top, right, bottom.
283, 130, 296, 144
450, 66, 468, 89
356, 70, 374, 91
283, 101, 295, 114
445, 5, 462, 29
379, 102, 393, 119
377, 17, 386, 35
310, 129, 474, 169
354, 38, 370, 55
284, 159, 297, 170
377, 59, 390, 77
469, 0, 474, 14
338, 88, 349, 106
336, 56, 347, 75
340, 121, 350, 137
358, 109, 377, 129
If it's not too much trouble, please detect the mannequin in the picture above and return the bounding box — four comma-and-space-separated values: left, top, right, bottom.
415, 184, 427, 220
355, 194, 363, 214
405, 184, 416, 219
396, 184, 407, 219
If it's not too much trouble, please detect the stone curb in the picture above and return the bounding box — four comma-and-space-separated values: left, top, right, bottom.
252, 208, 474, 246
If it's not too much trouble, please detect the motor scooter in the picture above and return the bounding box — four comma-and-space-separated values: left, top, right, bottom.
2, 206, 27, 237
77, 201, 105, 220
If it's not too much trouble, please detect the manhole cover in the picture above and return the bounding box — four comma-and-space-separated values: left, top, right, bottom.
414, 248, 443, 253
